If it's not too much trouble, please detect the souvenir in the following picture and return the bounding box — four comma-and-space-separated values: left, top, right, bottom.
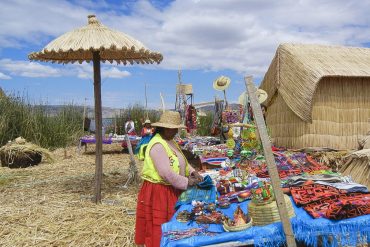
196, 211, 224, 224
226, 139, 235, 149
218, 199, 230, 209
251, 181, 275, 205
176, 210, 192, 223
222, 205, 253, 232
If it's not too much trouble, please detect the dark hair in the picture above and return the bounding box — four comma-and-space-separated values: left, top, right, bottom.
260, 104, 267, 111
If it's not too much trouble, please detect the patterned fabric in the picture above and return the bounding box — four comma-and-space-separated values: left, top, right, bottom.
303, 193, 370, 220
175, 176, 216, 209
290, 183, 345, 206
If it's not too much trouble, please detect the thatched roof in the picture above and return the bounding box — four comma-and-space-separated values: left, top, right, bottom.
29, 15, 163, 65
260, 43, 370, 122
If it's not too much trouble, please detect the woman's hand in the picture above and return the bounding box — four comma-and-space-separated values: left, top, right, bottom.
191, 171, 203, 182
187, 176, 199, 188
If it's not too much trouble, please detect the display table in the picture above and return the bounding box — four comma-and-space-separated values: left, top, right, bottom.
78, 135, 141, 152
161, 196, 370, 247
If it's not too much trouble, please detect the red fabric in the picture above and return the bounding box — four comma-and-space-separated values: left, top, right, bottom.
135, 181, 182, 247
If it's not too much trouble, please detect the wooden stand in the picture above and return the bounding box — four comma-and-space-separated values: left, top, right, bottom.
245, 77, 296, 247
123, 134, 139, 188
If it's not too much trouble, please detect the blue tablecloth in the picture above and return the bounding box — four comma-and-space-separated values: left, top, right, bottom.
161, 196, 370, 247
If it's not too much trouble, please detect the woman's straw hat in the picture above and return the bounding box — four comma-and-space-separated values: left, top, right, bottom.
144, 119, 151, 124
238, 89, 268, 105
151, 111, 186, 129
213, 76, 231, 91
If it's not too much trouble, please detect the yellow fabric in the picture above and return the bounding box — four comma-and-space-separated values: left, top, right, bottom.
141, 134, 190, 184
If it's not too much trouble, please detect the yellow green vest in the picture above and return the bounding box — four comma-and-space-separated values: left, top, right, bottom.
141, 134, 190, 184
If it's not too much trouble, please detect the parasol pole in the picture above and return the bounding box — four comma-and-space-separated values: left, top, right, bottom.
245, 76, 296, 247
93, 51, 103, 204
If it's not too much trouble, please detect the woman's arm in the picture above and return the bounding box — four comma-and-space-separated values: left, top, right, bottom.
150, 143, 188, 190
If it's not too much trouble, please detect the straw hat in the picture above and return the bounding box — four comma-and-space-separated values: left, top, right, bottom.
238, 89, 268, 105
213, 76, 231, 91
144, 119, 151, 124
151, 111, 186, 129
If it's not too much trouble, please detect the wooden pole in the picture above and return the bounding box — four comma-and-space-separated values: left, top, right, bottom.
123, 134, 138, 188
93, 51, 103, 204
245, 76, 296, 247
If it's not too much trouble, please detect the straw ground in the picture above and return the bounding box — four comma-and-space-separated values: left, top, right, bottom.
0, 144, 141, 246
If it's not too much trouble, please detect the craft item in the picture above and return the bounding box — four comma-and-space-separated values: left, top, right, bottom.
176, 210, 192, 223
218, 199, 231, 209
226, 139, 236, 149
251, 181, 275, 205
248, 194, 295, 226
222, 205, 253, 232
196, 211, 224, 224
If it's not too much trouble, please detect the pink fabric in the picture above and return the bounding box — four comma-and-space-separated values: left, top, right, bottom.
150, 140, 194, 190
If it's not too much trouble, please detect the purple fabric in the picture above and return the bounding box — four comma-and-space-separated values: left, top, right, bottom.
80, 137, 112, 144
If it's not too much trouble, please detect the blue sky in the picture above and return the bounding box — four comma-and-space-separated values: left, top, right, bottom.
1, 0, 370, 109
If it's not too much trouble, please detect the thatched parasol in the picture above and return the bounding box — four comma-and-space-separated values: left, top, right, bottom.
28, 15, 163, 203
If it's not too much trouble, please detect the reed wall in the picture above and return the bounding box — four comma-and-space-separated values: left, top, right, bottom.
266, 77, 370, 149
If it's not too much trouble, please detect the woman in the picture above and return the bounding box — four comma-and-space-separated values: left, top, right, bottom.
135, 111, 203, 247
134, 119, 154, 154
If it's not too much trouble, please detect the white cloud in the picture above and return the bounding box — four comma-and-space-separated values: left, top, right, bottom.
1, 0, 370, 76
0, 59, 62, 78
0, 59, 131, 79
0, 72, 11, 80
73, 63, 131, 79
102, 67, 131, 78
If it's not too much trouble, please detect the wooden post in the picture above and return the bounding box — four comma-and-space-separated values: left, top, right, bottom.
93, 51, 103, 204
123, 134, 138, 188
245, 77, 296, 247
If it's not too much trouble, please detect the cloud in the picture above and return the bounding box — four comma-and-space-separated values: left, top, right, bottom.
102, 67, 131, 78
74, 63, 131, 79
0, 72, 11, 80
0, 59, 131, 79
0, 59, 62, 78
1, 0, 370, 77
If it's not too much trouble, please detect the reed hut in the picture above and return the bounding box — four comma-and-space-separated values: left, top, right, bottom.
260, 43, 370, 149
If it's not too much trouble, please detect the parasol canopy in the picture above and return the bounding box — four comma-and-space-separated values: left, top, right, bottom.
28, 15, 163, 203
29, 15, 163, 64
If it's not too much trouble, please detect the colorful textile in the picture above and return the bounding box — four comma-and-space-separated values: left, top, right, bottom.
135, 181, 182, 247
163, 227, 218, 241
303, 193, 370, 220
134, 135, 151, 154
290, 183, 345, 206
200, 157, 227, 165
175, 177, 216, 209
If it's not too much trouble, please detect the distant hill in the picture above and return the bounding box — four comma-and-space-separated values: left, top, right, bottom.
37, 105, 121, 118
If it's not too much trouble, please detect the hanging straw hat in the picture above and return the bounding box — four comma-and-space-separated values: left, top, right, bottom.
213, 76, 231, 91
144, 119, 151, 124
238, 89, 268, 105
151, 111, 186, 129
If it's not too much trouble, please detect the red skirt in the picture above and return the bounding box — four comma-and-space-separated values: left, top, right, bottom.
135, 181, 182, 247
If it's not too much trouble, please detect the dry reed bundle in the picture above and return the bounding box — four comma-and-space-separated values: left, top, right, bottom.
0, 143, 142, 247
340, 149, 370, 189
309, 150, 350, 172
0, 137, 54, 168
